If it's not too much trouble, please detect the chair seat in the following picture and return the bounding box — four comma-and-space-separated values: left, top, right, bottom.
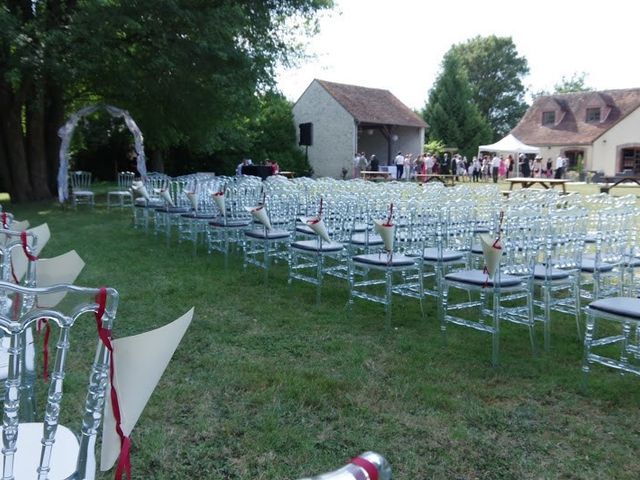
350, 233, 383, 246
0, 422, 79, 480
73, 190, 93, 196
108, 190, 132, 196
623, 255, 640, 267
445, 269, 522, 288
210, 219, 251, 228
154, 206, 190, 214
134, 198, 163, 207
422, 247, 465, 262
580, 257, 615, 273
245, 229, 290, 240
292, 239, 344, 252
180, 212, 218, 219
532, 264, 571, 280
589, 297, 640, 320
296, 224, 334, 236
470, 243, 483, 255
353, 253, 417, 267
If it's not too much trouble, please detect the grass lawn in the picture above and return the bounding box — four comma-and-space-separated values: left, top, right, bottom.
5, 181, 640, 479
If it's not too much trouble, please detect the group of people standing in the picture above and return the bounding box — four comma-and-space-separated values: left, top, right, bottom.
349, 150, 570, 182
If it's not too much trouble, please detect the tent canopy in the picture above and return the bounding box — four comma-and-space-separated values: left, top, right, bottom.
478, 134, 540, 155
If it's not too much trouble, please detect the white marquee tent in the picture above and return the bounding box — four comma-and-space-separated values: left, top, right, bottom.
478, 133, 540, 156
478, 134, 540, 176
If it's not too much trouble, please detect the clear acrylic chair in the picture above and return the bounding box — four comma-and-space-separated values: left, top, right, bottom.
347, 204, 424, 328
582, 297, 640, 386
69, 170, 94, 208
579, 205, 631, 301
440, 206, 540, 366
288, 198, 346, 303
0, 281, 193, 479
533, 206, 588, 350
0, 281, 118, 479
132, 172, 170, 231
242, 201, 291, 280
107, 171, 135, 209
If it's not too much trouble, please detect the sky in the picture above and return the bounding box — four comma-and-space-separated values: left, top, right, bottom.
276, 0, 640, 110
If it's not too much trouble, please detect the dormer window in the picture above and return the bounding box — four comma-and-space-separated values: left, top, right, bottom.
586, 107, 601, 123
542, 111, 556, 126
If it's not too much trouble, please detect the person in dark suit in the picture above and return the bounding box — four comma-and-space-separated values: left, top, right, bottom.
370, 155, 379, 171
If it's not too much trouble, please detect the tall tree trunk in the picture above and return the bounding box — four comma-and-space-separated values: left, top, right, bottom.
0, 131, 12, 194
45, 82, 65, 195
148, 148, 164, 172
0, 85, 31, 203
26, 84, 52, 200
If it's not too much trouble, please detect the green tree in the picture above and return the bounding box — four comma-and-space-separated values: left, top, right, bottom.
532, 72, 593, 99
447, 35, 529, 140
250, 92, 310, 175
554, 72, 592, 94
0, 0, 332, 202
422, 54, 491, 159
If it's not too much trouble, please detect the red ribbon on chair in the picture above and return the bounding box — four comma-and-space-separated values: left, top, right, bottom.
351, 457, 379, 480
20, 231, 38, 262
94, 287, 132, 480
36, 319, 51, 381
1, 212, 7, 229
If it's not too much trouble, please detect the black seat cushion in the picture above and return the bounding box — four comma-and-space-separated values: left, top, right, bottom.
532, 265, 571, 280
422, 247, 465, 262
589, 297, 640, 320
291, 240, 344, 253
181, 212, 219, 219
580, 257, 615, 273
209, 219, 251, 228
353, 253, 417, 267
350, 233, 383, 246
445, 269, 522, 288
245, 229, 290, 240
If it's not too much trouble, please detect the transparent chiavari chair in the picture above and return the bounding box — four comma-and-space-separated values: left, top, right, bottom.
69, 171, 94, 208
288, 198, 346, 303
206, 183, 253, 267
132, 172, 170, 231
582, 294, 640, 387
347, 204, 424, 328
107, 171, 134, 209
533, 206, 587, 350
242, 196, 291, 280
579, 205, 630, 301
153, 178, 191, 244
177, 178, 221, 254
440, 206, 540, 366
419, 200, 475, 302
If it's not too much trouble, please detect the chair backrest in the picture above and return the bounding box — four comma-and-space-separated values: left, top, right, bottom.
542, 206, 588, 271
70, 171, 92, 191
0, 281, 119, 479
117, 171, 135, 189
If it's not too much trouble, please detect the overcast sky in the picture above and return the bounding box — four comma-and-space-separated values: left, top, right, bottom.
276, 0, 640, 110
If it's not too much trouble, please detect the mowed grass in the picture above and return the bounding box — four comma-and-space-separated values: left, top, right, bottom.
6, 184, 640, 480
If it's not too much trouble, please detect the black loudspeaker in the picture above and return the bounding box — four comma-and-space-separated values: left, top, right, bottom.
299, 122, 313, 146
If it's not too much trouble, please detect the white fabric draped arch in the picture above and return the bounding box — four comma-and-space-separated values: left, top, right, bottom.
57, 105, 147, 203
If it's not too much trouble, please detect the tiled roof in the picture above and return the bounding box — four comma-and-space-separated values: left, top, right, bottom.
316, 79, 428, 128
511, 88, 640, 146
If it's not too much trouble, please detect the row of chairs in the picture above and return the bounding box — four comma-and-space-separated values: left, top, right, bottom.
1, 208, 392, 479
131, 177, 640, 375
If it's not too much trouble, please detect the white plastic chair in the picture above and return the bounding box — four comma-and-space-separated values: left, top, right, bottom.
70, 170, 94, 208
107, 171, 135, 209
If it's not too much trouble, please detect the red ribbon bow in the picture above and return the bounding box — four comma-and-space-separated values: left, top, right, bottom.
351, 457, 379, 480
20, 231, 38, 262
94, 287, 132, 480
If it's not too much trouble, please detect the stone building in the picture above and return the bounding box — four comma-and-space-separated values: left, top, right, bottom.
292, 79, 427, 178
511, 89, 640, 175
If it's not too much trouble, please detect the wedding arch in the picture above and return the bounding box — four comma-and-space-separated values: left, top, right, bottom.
57, 105, 148, 202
